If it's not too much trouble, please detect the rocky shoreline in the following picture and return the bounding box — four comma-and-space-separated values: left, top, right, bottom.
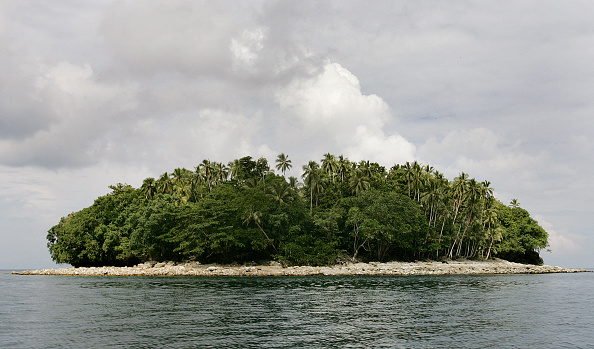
16, 259, 587, 277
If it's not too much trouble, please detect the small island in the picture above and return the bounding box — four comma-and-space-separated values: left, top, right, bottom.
43, 154, 555, 272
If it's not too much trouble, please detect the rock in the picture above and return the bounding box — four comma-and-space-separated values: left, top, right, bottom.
184, 262, 201, 268
14, 260, 589, 277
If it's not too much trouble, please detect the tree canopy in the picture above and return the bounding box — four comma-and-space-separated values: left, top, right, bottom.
47, 155, 549, 267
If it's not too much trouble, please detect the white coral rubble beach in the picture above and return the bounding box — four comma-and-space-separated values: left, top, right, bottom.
16, 259, 586, 277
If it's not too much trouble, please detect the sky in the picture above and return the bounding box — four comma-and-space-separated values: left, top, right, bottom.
1, 0, 593, 269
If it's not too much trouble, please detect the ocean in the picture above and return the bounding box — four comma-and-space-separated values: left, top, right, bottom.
1, 271, 593, 348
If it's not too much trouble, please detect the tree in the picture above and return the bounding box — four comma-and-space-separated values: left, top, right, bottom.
321, 153, 338, 181
409, 161, 425, 201
344, 190, 427, 261
157, 172, 173, 195
141, 177, 157, 200
188, 171, 204, 201
267, 180, 293, 205
212, 162, 229, 185
198, 159, 215, 192
349, 169, 370, 196
510, 198, 521, 208
243, 206, 277, 251
275, 153, 292, 176
336, 155, 351, 182
454, 178, 483, 257
402, 161, 413, 198
346, 206, 369, 261
47, 184, 140, 267
302, 161, 321, 214
172, 168, 192, 202
288, 176, 301, 190
483, 206, 500, 259
256, 157, 271, 183
495, 202, 548, 264
228, 159, 241, 181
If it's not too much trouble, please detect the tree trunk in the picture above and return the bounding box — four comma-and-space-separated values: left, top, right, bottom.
256, 222, 277, 252
485, 236, 494, 260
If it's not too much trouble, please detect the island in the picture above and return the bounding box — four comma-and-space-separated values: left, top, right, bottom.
43, 154, 555, 271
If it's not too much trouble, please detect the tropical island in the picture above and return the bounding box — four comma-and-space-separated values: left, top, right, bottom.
44, 154, 555, 273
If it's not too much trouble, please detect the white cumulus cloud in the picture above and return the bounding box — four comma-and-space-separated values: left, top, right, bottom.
276, 62, 415, 165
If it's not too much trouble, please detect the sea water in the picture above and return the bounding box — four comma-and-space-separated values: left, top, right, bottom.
1, 271, 593, 348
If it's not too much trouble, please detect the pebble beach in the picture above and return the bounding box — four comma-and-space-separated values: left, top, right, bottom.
16, 259, 587, 277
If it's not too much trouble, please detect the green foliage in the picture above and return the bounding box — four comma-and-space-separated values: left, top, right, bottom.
47, 155, 550, 267
342, 190, 427, 261
493, 202, 548, 264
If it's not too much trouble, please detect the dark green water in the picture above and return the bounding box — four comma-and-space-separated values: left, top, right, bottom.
1, 272, 593, 348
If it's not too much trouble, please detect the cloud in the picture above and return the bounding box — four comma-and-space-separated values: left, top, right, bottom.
116, 109, 274, 171
346, 127, 416, 166
536, 215, 584, 255
276, 62, 415, 165
101, 1, 321, 85
231, 28, 267, 70
0, 62, 137, 168
0, 7, 54, 140
102, 1, 239, 77
417, 128, 547, 177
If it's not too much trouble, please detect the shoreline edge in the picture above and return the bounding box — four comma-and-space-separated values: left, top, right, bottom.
14, 259, 588, 277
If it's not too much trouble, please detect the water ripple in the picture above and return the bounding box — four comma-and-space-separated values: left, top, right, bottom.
1, 274, 593, 348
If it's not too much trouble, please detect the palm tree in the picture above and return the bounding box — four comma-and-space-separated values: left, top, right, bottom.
302, 161, 321, 214
172, 168, 186, 183
410, 161, 425, 201
422, 170, 448, 226
212, 162, 229, 185
243, 207, 277, 251
357, 160, 372, 178
482, 180, 494, 201
423, 164, 435, 176
188, 171, 203, 201
447, 172, 469, 258
321, 153, 338, 181
198, 159, 215, 192
256, 157, 271, 183
349, 169, 370, 196
288, 176, 301, 190
267, 181, 293, 204
242, 177, 261, 190
335, 155, 352, 182
510, 199, 521, 208
421, 177, 440, 225
141, 177, 157, 200
452, 172, 469, 218
172, 168, 191, 200
275, 153, 292, 176
228, 159, 241, 180
455, 178, 482, 257
157, 172, 173, 195
483, 206, 500, 259
403, 162, 413, 198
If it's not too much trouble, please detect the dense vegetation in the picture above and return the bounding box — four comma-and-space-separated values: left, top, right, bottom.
47, 154, 549, 267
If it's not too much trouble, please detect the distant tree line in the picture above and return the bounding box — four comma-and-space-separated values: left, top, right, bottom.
47, 154, 549, 267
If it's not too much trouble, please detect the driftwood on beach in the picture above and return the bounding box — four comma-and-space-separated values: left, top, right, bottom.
16, 259, 586, 277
